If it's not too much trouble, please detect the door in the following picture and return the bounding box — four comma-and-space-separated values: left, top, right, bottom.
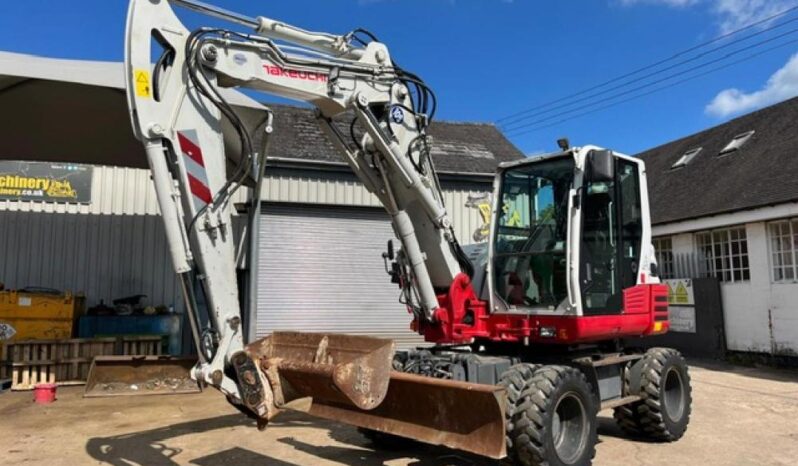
579, 157, 643, 315
256, 203, 425, 349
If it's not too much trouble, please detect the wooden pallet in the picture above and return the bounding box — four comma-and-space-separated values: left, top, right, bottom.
1, 336, 164, 391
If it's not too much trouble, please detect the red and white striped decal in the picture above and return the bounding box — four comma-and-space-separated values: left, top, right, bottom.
177, 130, 212, 212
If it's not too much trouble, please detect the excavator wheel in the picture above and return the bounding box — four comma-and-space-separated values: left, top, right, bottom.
498, 363, 540, 462
614, 347, 692, 441
509, 365, 597, 466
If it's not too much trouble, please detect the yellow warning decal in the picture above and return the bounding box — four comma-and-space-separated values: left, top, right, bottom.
673, 282, 689, 304
134, 69, 151, 98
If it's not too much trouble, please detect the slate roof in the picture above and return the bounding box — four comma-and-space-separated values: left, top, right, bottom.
267, 104, 524, 174
637, 96, 798, 226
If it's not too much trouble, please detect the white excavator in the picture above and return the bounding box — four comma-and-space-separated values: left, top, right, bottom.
123, 1, 692, 464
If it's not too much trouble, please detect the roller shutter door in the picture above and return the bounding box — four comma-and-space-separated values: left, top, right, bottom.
257, 204, 425, 349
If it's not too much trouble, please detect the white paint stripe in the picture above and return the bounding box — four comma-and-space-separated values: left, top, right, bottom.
183, 152, 209, 187
180, 129, 201, 148
193, 196, 205, 212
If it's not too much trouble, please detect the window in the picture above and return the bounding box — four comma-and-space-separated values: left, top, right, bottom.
653, 236, 675, 279
719, 130, 755, 156
768, 219, 798, 282
618, 160, 643, 290
671, 147, 702, 169
493, 157, 574, 308
694, 227, 749, 282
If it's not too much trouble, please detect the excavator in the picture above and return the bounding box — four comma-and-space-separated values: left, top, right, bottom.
122, 1, 692, 464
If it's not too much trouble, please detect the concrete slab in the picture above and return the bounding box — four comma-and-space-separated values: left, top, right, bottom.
1, 362, 797, 465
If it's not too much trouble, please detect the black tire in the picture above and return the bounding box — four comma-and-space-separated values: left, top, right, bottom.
499, 363, 539, 462
614, 347, 692, 441
358, 428, 417, 451
510, 365, 597, 466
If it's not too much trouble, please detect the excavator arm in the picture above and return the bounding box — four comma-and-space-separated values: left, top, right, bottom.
124, 0, 504, 457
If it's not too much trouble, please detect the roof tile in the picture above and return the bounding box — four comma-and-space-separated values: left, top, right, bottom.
267, 104, 523, 173
637, 96, 798, 225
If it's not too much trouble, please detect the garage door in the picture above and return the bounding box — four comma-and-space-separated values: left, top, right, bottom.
257, 204, 425, 349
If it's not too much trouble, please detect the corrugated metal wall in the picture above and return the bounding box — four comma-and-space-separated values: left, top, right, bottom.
0, 210, 182, 309
0, 164, 491, 316
259, 170, 491, 245
0, 165, 492, 243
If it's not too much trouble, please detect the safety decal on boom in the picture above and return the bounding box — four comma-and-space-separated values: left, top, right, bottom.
177, 130, 212, 213
133, 69, 151, 98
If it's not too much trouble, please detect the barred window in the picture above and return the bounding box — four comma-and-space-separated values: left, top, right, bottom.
652, 236, 674, 279
768, 219, 798, 283
694, 227, 749, 282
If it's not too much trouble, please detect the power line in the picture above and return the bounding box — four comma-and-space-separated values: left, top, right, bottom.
496, 3, 798, 125
504, 27, 798, 135
506, 37, 798, 138
501, 15, 798, 131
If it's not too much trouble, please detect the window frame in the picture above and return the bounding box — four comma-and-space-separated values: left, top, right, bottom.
671, 147, 702, 170
693, 226, 750, 283
652, 236, 674, 279
719, 130, 755, 156
767, 218, 798, 284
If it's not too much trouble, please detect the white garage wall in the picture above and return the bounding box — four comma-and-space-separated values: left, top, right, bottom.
658, 221, 798, 355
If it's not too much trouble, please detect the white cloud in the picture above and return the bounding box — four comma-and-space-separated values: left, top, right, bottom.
705, 52, 798, 117
618, 0, 795, 33
712, 0, 795, 33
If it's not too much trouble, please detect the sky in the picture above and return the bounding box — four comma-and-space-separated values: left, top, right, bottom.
0, 0, 797, 156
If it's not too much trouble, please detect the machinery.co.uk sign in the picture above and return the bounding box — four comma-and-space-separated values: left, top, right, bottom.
0, 161, 92, 204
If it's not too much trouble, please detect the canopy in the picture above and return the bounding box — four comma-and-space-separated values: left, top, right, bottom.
0, 51, 267, 169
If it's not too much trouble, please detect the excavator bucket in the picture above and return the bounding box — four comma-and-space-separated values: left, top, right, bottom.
84, 356, 201, 398
244, 332, 507, 459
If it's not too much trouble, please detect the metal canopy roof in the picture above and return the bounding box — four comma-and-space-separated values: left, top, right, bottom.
0, 51, 266, 169
0, 51, 523, 175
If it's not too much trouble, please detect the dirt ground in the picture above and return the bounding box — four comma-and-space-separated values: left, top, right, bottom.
1, 360, 797, 466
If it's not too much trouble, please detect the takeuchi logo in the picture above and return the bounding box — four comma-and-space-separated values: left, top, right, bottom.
263, 65, 328, 82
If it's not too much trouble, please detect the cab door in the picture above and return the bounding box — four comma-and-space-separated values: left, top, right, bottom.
579, 152, 643, 315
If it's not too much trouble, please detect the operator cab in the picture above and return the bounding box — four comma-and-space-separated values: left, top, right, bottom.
489, 147, 651, 317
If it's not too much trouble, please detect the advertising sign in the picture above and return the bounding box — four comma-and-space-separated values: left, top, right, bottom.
0, 160, 92, 204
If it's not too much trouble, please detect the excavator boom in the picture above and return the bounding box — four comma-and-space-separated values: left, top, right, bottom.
122, 0, 507, 458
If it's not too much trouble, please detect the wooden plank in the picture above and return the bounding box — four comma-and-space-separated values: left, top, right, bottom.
3, 337, 174, 388
56, 380, 85, 387
71, 341, 79, 381
20, 364, 29, 388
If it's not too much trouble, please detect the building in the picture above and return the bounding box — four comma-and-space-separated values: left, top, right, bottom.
639, 96, 798, 356
0, 52, 523, 349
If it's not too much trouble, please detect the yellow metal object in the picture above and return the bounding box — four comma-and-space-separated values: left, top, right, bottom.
0, 290, 85, 342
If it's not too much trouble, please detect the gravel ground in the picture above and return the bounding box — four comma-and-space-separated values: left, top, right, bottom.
1, 360, 797, 465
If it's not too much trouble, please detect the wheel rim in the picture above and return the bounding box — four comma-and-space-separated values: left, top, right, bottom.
551, 391, 588, 464
663, 367, 685, 421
